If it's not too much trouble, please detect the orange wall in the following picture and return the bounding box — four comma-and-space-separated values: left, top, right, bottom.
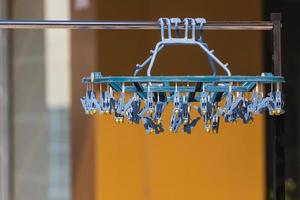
94, 1, 265, 200
72, 0, 265, 200
96, 112, 265, 200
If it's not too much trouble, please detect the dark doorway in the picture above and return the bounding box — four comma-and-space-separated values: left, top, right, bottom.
265, 1, 300, 200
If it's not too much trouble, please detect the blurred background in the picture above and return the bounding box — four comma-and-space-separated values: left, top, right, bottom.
0, 0, 299, 200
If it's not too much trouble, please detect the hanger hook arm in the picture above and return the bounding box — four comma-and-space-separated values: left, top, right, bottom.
195, 18, 217, 76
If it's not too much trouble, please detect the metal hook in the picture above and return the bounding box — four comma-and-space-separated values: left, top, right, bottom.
170, 18, 181, 38
183, 18, 196, 40
195, 18, 206, 42
159, 18, 171, 40
159, 18, 165, 41
165, 18, 172, 39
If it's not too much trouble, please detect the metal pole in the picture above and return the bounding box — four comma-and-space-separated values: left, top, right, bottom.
0, 1, 10, 200
271, 13, 285, 200
0, 20, 273, 30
